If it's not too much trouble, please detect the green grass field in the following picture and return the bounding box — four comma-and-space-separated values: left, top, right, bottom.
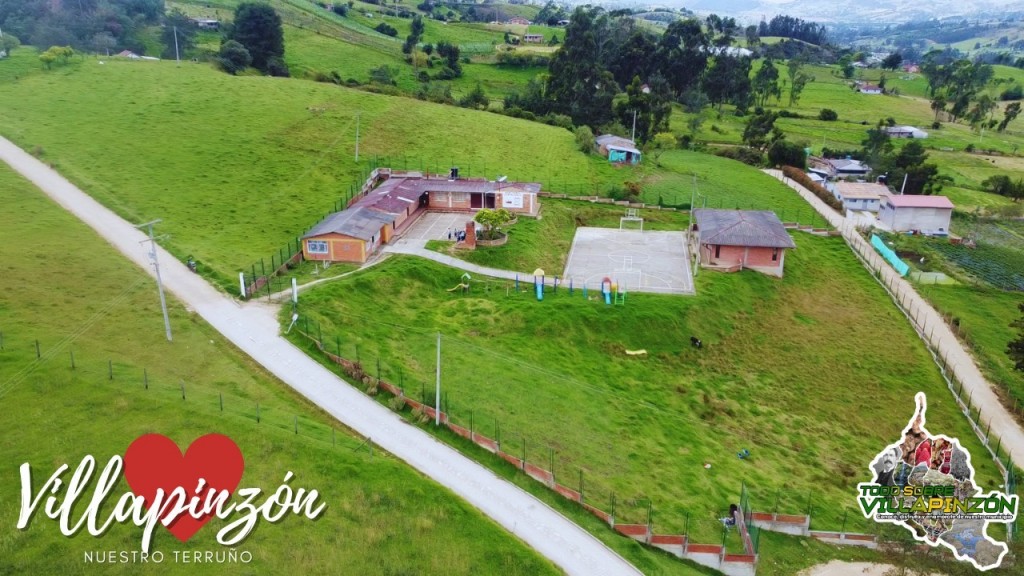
286, 236, 1008, 548
0, 49, 613, 292
0, 163, 559, 575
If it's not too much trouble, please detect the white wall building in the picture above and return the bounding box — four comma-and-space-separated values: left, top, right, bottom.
833, 182, 891, 213
877, 195, 954, 235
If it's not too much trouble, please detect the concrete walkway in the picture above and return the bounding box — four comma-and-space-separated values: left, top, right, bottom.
765, 169, 1024, 471
385, 238, 532, 281
0, 136, 642, 576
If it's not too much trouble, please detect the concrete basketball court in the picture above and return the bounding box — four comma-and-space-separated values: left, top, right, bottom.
563, 227, 694, 295
402, 211, 476, 241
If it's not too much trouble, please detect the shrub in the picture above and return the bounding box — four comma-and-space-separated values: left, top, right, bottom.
574, 126, 595, 153
374, 22, 398, 37
931, 121, 941, 129
778, 109, 802, 118
819, 108, 838, 121
217, 40, 251, 75
714, 146, 764, 166
768, 140, 807, 169
781, 166, 844, 212
1000, 85, 1023, 101
540, 113, 573, 130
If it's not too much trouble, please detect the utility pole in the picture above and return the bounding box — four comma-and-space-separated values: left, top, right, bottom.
631, 110, 637, 142
135, 219, 172, 342
355, 112, 360, 162
435, 332, 441, 426
173, 26, 180, 66
900, 173, 908, 195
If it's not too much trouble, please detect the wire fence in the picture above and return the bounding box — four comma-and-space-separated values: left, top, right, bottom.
0, 330, 376, 456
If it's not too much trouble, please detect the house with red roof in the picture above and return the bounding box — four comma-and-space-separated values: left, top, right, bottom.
877, 195, 954, 235
301, 170, 541, 263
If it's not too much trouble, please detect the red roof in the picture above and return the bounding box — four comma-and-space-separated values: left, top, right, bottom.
885, 195, 954, 209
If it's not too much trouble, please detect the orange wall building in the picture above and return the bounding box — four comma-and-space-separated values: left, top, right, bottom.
691, 210, 796, 278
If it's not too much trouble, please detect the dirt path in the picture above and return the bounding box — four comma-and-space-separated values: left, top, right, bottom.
0, 136, 642, 576
765, 169, 1024, 471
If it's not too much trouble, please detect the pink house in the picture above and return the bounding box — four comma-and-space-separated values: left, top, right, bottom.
691, 210, 796, 277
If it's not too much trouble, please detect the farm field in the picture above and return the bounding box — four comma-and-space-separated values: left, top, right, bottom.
286, 236, 1008, 549
0, 163, 559, 576
0, 50, 617, 292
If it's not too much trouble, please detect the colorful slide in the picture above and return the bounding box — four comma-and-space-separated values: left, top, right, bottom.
535, 281, 543, 301
601, 277, 612, 305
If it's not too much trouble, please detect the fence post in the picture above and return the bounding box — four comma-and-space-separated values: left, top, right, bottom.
220, 392, 223, 412
579, 469, 584, 504
180, 380, 185, 400
294, 415, 298, 435
840, 510, 848, 538
70, 350, 75, 369
256, 402, 260, 423
0, 331, 3, 349
549, 448, 555, 484
144, 369, 148, 389
35, 339, 40, 359
108, 360, 113, 380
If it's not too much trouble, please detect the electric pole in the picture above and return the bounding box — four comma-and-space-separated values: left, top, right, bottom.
173, 26, 180, 66
435, 332, 441, 426
355, 112, 360, 162
135, 219, 172, 342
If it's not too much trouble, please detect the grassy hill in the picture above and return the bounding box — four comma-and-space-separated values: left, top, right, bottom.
286, 241, 1009, 551
0, 48, 617, 292
0, 162, 559, 575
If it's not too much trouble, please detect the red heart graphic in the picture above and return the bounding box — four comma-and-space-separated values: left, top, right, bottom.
123, 434, 244, 542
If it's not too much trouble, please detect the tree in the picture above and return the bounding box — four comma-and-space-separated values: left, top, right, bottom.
1009, 303, 1024, 372
743, 109, 783, 152
647, 132, 678, 165
982, 174, 1014, 197
459, 83, 489, 109
474, 208, 512, 240
881, 52, 903, 70
966, 94, 997, 132
786, 58, 812, 106
752, 58, 781, 107
217, 40, 251, 75
744, 25, 759, 47
546, 6, 615, 128
930, 95, 947, 121
998, 102, 1021, 132
861, 121, 893, 168
229, 3, 286, 75
768, 140, 807, 169
704, 55, 752, 112
1, 33, 20, 56
615, 76, 653, 144
656, 18, 709, 97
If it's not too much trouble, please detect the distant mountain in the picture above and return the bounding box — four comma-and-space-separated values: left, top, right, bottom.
648, 0, 1024, 24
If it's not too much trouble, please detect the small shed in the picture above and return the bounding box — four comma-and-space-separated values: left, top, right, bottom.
523, 34, 544, 43
595, 134, 641, 165
301, 207, 395, 263
884, 125, 928, 139
691, 210, 796, 277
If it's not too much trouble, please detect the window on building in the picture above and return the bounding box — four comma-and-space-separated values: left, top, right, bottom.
772, 248, 779, 261
714, 245, 721, 258
307, 240, 328, 254
451, 192, 469, 202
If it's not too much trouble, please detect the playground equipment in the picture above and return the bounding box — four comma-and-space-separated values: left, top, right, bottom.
601, 277, 612, 305
533, 268, 545, 301
447, 273, 472, 294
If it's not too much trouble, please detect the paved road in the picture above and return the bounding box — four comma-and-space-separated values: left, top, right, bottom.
0, 136, 642, 576
766, 169, 1024, 471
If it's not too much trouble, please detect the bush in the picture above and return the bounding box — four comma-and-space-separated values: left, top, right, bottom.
778, 109, 803, 118
768, 140, 807, 169
330, 4, 348, 16
574, 126, 595, 153
217, 40, 251, 75
374, 23, 398, 37
819, 108, 838, 121
931, 121, 941, 129
540, 113, 573, 130
1000, 85, 1023, 101
714, 146, 764, 166
781, 166, 845, 212
265, 56, 290, 77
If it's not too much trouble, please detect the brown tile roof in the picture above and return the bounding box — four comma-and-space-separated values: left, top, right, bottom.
694, 210, 796, 249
